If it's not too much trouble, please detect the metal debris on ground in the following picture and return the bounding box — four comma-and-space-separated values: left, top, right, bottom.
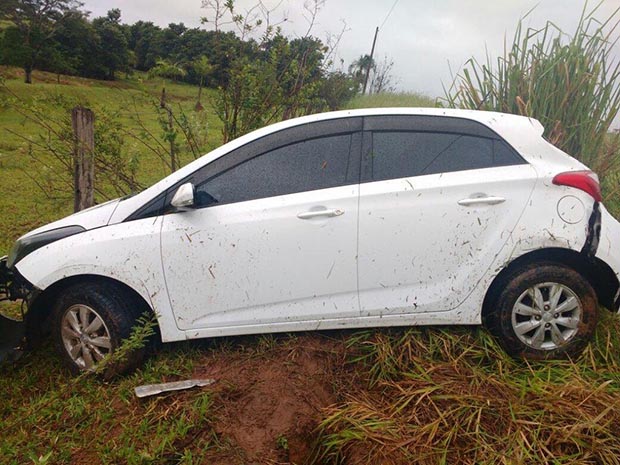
135, 379, 216, 398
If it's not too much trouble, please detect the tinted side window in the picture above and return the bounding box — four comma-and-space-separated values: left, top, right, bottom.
494, 139, 523, 166
195, 134, 353, 207
423, 134, 493, 174
371, 132, 523, 181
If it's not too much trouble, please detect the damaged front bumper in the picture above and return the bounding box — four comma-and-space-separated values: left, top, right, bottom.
0, 256, 26, 362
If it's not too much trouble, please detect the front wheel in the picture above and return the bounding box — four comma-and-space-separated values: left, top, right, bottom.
485, 263, 598, 359
52, 281, 148, 377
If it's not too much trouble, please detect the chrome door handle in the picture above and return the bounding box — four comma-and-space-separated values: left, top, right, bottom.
457, 196, 506, 206
297, 209, 344, 219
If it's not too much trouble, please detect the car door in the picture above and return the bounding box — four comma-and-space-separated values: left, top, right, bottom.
160, 118, 362, 331
358, 115, 538, 316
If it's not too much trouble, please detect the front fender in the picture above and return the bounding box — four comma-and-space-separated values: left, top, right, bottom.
14, 217, 184, 343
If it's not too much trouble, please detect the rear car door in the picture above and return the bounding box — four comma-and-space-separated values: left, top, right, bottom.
358, 115, 538, 316
160, 118, 363, 330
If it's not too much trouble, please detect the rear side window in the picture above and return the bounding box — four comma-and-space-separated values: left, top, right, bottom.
194, 134, 353, 207
370, 131, 523, 182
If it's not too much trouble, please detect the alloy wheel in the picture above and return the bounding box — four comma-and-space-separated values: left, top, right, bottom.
61, 304, 112, 370
511, 282, 582, 351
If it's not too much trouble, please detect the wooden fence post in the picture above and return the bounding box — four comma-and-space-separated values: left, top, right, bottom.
72, 106, 95, 212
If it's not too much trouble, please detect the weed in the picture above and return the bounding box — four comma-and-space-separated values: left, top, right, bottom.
276, 434, 289, 451
93, 311, 157, 378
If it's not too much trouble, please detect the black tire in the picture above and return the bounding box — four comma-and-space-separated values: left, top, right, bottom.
484, 262, 598, 360
52, 281, 148, 378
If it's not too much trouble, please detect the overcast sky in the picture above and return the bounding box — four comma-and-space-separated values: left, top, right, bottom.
82, 0, 619, 103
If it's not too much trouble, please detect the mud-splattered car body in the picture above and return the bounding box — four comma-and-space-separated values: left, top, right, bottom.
2, 108, 619, 368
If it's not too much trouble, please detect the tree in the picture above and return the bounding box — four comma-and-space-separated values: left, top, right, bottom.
91, 9, 129, 80
319, 71, 357, 110
158, 22, 187, 61
203, 0, 343, 142
192, 55, 214, 110
369, 54, 397, 94
278, 36, 328, 119
128, 21, 164, 71
348, 54, 375, 91
0, 0, 82, 83
214, 56, 280, 142
44, 9, 96, 81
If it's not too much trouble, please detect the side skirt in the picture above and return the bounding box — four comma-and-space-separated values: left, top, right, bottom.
175, 306, 481, 342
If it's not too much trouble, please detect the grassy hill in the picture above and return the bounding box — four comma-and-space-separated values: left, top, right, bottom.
0, 68, 225, 252
346, 91, 436, 108
1, 68, 620, 465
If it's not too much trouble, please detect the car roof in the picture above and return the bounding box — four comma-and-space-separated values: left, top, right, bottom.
266, 107, 545, 137
221, 107, 547, 164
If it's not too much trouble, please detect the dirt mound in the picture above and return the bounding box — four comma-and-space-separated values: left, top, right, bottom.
193, 334, 346, 464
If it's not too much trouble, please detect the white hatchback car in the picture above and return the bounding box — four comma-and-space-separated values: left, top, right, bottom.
2, 108, 619, 373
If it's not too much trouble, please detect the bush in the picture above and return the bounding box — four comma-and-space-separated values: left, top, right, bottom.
444, 4, 620, 176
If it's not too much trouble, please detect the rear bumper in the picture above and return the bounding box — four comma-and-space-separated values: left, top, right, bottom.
595, 205, 620, 312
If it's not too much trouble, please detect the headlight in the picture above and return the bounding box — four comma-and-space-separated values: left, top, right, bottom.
7, 225, 86, 268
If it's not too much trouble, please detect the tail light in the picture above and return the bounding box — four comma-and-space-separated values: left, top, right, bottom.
552, 170, 602, 202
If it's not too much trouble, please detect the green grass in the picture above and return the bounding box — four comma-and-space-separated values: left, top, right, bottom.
345, 91, 437, 109
0, 341, 217, 465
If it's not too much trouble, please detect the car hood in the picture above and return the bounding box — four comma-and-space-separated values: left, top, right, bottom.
18, 198, 121, 240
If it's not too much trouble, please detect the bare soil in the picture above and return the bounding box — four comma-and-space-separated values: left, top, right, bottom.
192, 334, 348, 464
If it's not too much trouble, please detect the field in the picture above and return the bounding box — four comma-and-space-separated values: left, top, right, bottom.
1, 68, 620, 465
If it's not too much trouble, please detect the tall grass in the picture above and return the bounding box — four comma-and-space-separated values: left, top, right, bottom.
314, 312, 620, 465
444, 2, 620, 174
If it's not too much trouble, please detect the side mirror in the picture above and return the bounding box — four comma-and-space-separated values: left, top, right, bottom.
171, 182, 195, 211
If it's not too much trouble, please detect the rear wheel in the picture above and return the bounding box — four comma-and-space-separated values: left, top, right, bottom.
52, 281, 148, 377
485, 263, 598, 359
